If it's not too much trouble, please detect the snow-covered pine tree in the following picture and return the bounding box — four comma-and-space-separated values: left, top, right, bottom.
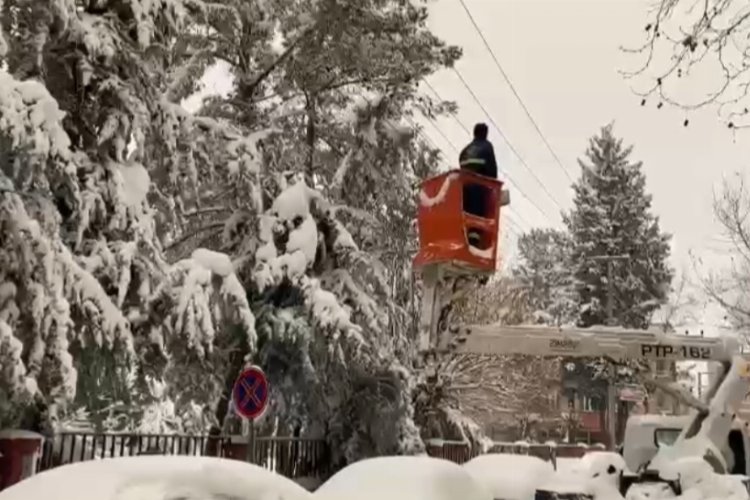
0, 0, 257, 432
223, 173, 422, 465
565, 124, 673, 329
177, 0, 462, 463
513, 228, 577, 326
561, 125, 673, 415
2, 0, 470, 459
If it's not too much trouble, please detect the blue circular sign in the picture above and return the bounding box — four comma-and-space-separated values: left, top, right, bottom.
232, 366, 269, 420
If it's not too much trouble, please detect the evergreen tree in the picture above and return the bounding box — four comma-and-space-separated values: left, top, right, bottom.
513, 228, 577, 326
565, 124, 673, 329
0, 0, 465, 465
0, 0, 260, 432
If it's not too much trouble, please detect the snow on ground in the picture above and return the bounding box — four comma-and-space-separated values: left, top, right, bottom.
542, 452, 750, 500
464, 453, 554, 500
555, 456, 589, 475
539, 454, 626, 500
626, 457, 750, 500
0, 455, 312, 500
314, 455, 492, 500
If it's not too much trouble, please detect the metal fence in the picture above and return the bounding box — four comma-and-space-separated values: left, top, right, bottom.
34, 433, 603, 482
426, 439, 608, 467
37, 432, 330, 480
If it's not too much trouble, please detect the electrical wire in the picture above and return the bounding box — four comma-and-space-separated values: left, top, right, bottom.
458, 0, 576, 184
451, 66, 567, 214
420, 79, 548, 231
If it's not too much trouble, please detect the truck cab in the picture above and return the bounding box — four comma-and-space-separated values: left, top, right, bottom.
622, 414, 750, 475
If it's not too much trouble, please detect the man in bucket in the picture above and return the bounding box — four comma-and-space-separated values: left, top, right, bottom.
458, 123, 498, 246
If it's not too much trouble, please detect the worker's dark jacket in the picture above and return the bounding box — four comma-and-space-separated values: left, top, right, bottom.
459, 139, 498, 179
459, 139, 498, 218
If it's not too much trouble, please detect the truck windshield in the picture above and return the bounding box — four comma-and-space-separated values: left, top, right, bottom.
654, 428, 681, 448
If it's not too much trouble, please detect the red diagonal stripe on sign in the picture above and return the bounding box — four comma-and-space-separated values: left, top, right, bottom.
239, 377, 263, 409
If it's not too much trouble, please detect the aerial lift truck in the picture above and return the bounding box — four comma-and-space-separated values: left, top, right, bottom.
413, 169, 750, 497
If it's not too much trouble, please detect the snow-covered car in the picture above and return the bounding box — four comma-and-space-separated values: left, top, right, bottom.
0, 455, 313, 500
314, 455, 492, 500
463, 453, 555, 500
461, 451, 626, 500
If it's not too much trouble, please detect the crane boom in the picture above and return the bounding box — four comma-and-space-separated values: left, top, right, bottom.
449, 324, 739, 362
410, 170, 750, 490
447, 321, 750, 480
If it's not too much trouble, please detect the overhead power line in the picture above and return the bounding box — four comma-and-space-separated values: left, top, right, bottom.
420, 78, 546, 230
450, 67, 566, 217
458, 0, 576, 184
338, 82, 535, 236
422, 79, 471, 136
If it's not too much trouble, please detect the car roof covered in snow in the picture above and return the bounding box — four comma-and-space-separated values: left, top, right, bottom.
0, 455, 313, 500
314, 455, 492, 500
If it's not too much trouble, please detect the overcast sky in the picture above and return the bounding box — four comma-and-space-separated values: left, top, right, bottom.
419, 0, 748, 332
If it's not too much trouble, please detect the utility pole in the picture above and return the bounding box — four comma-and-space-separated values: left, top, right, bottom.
606, 260, 615, 326
589, 255, 628, 326
588, 254, 629, 449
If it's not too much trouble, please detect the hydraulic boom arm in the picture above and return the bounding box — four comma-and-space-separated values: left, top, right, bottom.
447, 321, 750, 478
450, 324, 739, 362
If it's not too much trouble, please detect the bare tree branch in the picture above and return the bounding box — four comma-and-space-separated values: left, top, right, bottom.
693, 174, 750, 338
622, 0, 750, 127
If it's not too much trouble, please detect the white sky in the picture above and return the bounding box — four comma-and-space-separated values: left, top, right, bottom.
193, 0, 747, 332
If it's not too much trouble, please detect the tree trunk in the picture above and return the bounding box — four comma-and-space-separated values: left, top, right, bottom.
305, 93, 317, 186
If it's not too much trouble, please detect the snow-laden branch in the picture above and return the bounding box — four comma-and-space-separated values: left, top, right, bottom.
156, 247, 257, 356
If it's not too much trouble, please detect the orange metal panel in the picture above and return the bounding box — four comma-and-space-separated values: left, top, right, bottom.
413, 169, 504, 273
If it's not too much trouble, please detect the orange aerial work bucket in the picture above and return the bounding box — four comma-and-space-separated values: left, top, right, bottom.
413, 169, 508, 274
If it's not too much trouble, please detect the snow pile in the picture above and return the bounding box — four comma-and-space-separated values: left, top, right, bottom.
540, 452, 625, 500
580, 452, 627, 480
0, 455, 313, 500
464, 453, 554, 500
582, 452, 627, 500
315, 456, 492, 500
555, 456, 588, 475
626, 458, 749, 500
660, 457, 748, 499
540, 453, 749, 500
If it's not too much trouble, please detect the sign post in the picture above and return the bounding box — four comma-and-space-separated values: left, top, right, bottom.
231, 365, 269, 464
